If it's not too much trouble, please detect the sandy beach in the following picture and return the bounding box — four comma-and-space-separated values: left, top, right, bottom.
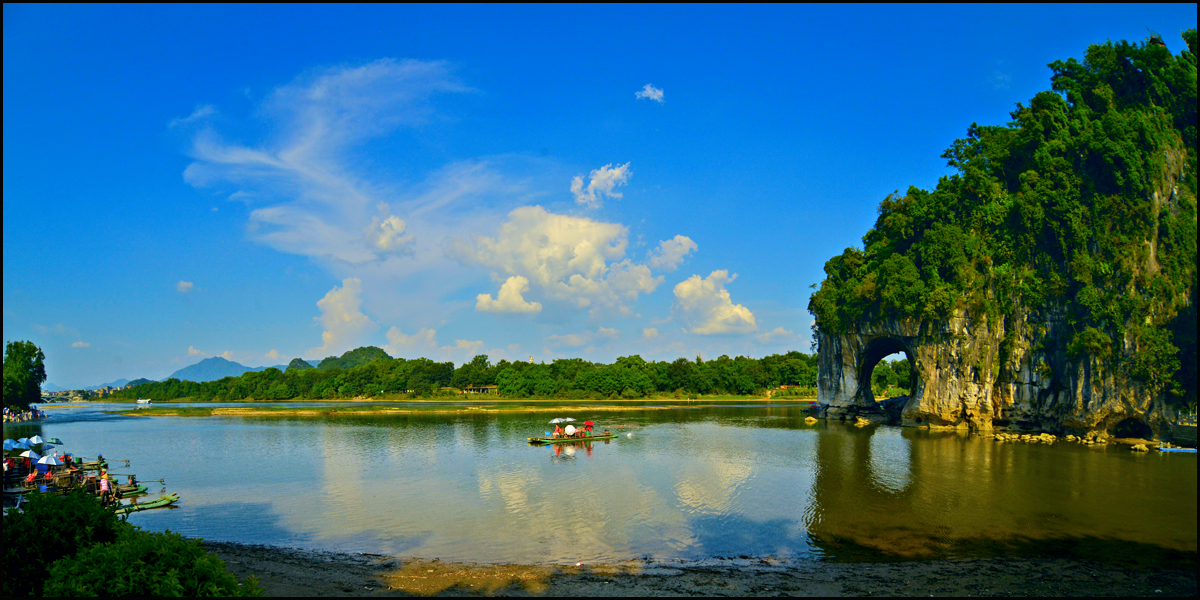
202, 541, 1197, 597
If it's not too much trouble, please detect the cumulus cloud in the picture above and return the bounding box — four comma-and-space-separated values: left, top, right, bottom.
546, 327, 620, 349
188, 346, 204, 356
643, 327, 659, 339
476, 275, 542, 314
182, 58, 469, 264
71, 341, 90, 348
647, 235, 698, 272
384, 326, 438, 357
265, 349, 280, 360
635, 84, 664, 103
176, 281, 194, 293
308, 278, 377, 358
362, 205, 414, 254
452, 205, 662, 315
755, 327, 797, 343
673, 270, 757, 335
571, 162, 631, 209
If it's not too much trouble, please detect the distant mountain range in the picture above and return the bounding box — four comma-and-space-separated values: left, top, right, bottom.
166, 357, 291, 382
48, 357, 323, 391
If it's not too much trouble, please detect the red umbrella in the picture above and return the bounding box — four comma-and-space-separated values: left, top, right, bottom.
584, 420, 594, 426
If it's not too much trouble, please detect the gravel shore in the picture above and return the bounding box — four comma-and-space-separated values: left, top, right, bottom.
201, 541, 1196, 597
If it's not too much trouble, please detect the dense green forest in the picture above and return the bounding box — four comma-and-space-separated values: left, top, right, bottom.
111, 347, 888, 401
809, 32, 1197, 403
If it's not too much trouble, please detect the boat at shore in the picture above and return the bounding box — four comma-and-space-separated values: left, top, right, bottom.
527, 433, 619, 444
115, 492, 179, 515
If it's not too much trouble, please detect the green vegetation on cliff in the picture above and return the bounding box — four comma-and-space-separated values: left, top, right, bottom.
809, 32, 1197, 401
110, 347, 820, 400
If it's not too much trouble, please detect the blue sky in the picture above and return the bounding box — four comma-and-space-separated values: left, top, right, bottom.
4, 5, 1195, 388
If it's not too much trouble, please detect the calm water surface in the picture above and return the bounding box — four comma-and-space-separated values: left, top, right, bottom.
7, 403, 1195, 566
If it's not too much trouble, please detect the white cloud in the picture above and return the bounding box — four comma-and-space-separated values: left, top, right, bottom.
383, 326, 438, 357
647, 235, 698, 272
188, 346, 204, 356
440, 339, 484, 360
571, 162, 631, 209
635, 84, 664, 103
755, 327, 797, 344
673, 270, 757, 335
219, 350, 234, 360
265, 349, 280, 360
452, 205, 663, 315
476, 275, 542, 314
362, 205, 414, 254
71, 341, 90, 348
308, 278, 377, 358
643, 328, 659, 339
169, 104, 215, 128
546, 327, 619, 349
182, 58, 469, 264
176, 281, 194, 293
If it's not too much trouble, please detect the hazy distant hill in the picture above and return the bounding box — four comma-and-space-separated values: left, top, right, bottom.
43, 382, 68, 392
166, 357, 295, 383
86, 378, 130, 390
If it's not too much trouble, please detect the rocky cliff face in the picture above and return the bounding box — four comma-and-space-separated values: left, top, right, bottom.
815, 304, 1185, 440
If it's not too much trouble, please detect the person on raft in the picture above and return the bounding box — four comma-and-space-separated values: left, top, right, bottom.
553, 424, 564, 439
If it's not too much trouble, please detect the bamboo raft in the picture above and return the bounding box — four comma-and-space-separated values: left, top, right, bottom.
527, 434, 619, 445
115, 492, 179, 515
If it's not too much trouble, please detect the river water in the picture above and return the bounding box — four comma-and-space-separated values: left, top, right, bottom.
6, 402, 1195, 567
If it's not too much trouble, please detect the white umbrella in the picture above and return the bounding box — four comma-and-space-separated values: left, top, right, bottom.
564, 424, 578, 436
549, 418, 576, 424
28, 435, 45, 445
19, 450, 41, 460
37, 455, 63, 466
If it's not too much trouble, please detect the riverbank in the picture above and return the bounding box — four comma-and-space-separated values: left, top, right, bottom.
109, 398, 818, 418
202, 541, 1197, 597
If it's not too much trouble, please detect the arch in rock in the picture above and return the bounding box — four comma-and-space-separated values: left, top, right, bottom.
1110, 416, 1152, 439
857, 336, 917, 406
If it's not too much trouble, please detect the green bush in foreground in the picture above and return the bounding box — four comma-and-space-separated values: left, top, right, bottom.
3, 491, 261, 597
3, 490, 123, 596
44, 528, 263, 597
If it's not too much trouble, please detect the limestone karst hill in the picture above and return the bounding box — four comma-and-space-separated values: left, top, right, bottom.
809, 31, 1197, 440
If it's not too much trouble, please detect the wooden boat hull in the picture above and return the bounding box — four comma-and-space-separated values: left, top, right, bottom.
527, 434, 618, 444
115, 492, 179, 515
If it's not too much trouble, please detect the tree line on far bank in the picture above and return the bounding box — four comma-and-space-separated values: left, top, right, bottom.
107, 346, 856, 401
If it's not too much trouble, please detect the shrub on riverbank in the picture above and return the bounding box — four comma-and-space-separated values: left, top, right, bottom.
2, 491, 261, 597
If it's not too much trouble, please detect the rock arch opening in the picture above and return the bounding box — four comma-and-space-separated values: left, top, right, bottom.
1111, 417, 1152, 439
858, 336, 916, 407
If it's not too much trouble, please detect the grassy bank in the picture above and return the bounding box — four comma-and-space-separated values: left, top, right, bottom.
114, 396, 819, 418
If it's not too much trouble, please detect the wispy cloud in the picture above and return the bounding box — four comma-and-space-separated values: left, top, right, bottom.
635, 84, 664, 103
546, 327, 619, 349
169, 104, 215, 128
183, 59, 470, 264
571, 162, 631, 209
755, 327, 796, 344
71, 341, 90, 348
176, 281, 194, 293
